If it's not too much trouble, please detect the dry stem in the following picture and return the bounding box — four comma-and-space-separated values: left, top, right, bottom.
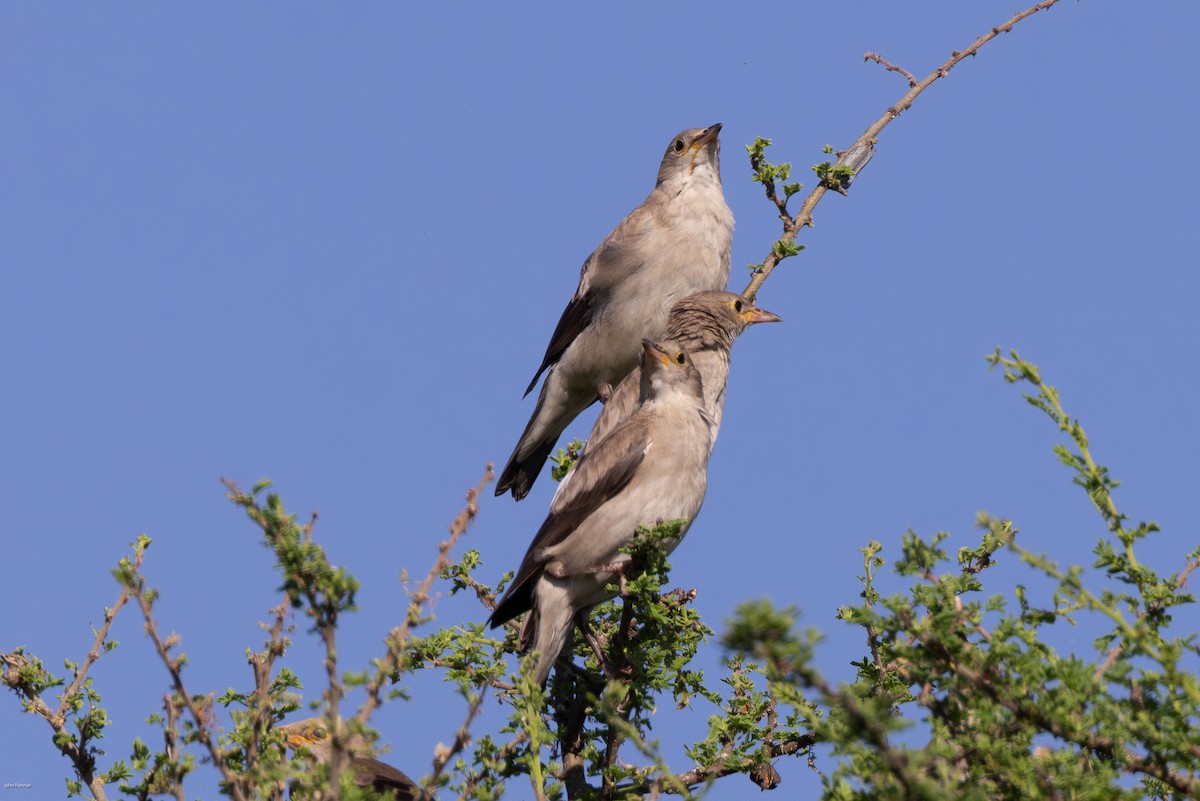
741, 0, 1065, 304
356, 463, 494, 725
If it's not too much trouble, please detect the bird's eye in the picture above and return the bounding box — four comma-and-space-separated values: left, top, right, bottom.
311, 727, 327, 740
734, 299, 743, 312
675, 353, 687, 365
673, 139, 685, 153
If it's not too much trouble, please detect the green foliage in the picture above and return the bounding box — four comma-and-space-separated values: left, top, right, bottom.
550, 439, 587, 483
812, 143, 857, 192
721, 350, 1200, 800
5, 349, 1199, 800
229, 481, 360, 627
744, 137, 808, 275
747, 137, 795, 187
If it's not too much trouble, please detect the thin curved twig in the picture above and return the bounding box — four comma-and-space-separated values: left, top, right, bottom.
131, 573, 248, 801
356, 463, 494, 725
863, 51, 918, 87
742, 0, 1065, 303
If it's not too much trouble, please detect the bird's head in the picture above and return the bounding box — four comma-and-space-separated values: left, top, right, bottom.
666, 290, 783, 346
656, 123, 723, 186
729, 294, 783, 331
278, 717, 418, 799
640, 338, 704, 401
279, 718, 335, 756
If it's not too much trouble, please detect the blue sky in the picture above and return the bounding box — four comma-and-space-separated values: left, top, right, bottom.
3, 3, 1198, 798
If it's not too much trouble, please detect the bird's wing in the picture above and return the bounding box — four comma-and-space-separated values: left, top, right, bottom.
352, 755, 419, 800
575, 365, 642, 462
489, 418, 649, 626
543, 414, 650, 535
523, 292, 593, 396
522, 204, 656, 396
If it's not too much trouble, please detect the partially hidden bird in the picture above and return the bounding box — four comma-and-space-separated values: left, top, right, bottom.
489, 338, 717, 684
279, 718, 419, 801
495, 124, 734, 501
565, 291, 780, 478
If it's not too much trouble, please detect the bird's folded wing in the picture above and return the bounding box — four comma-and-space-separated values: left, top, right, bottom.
579, 204, 656, 295
543, 416, 650, 538
352, 755, 419, 800
490, 420, 649, 625
522, 207, 655, 397
524, 291, 594, 396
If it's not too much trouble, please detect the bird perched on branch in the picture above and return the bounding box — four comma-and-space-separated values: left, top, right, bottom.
568, 291, 780, 470
489, 338, 717, 683
496, 124, 734, 501
279, 718, 418, 800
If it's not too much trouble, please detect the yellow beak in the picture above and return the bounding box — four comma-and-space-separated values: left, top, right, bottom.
741, 305, 782, 325
642, 339, 672, 366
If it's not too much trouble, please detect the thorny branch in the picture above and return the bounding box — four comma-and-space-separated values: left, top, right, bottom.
741, 0, 1065, 303
454, 731, 529, 801
161, 693, 189, 801
245, 602, 290, 798
0, 543, 147, 801
419, 689, 487, 801
1177, 555, 1200, 589
863, 51, 918, 87
129, 569, 249, 801
918, 630, 1199, 798
801, 667, 929, 799
356, 463, 494, 725
621, 731, 818, 797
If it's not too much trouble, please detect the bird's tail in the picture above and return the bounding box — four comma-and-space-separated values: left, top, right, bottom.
497, 374, 583, 500
496, 435, 557, 501
520, 576, 576, 684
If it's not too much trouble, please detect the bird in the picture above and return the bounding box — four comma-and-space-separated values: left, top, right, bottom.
566, 291, 780, 473
489, 338, 717, 684
279, 717, 418, 800
495, 124, 734, 501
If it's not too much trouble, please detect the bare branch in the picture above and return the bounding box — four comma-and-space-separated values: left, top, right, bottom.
246, 603, 290, 801
130, 572, 248, 801
163, 694, 188, 801
742, 0, 1066, 303
1174, 555, 1200, 589
863, 51, 918, 87
419, 689, 487, 801
57, 566, 140, 722
356, 463, 494, 724
0, 541, 149, 801
642, 732, 817, 795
